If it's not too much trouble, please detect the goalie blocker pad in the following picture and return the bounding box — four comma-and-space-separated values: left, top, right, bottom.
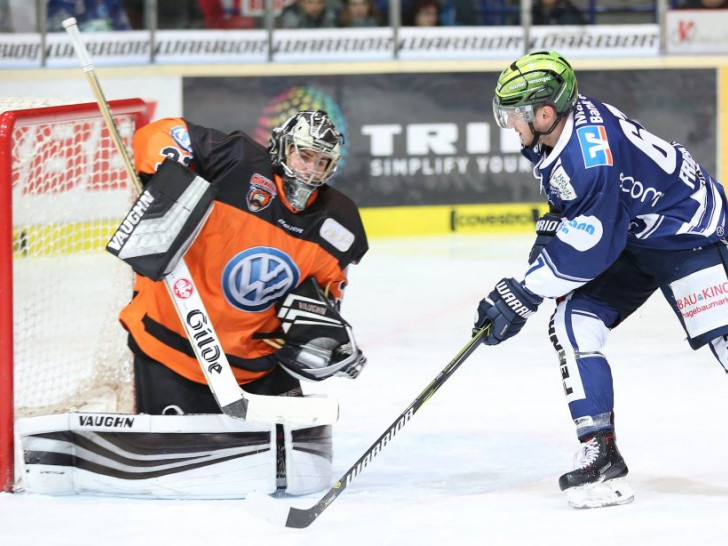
106, 158, 217, 281
15, 413, 332, 499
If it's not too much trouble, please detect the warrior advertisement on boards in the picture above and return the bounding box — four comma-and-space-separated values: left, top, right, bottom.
183, 69, 716, 209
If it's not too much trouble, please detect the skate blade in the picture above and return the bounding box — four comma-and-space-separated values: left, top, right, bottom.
566, 477, 635, 509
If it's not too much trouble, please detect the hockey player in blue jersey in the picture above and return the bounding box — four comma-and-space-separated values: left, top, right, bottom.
473, 50, 728, 508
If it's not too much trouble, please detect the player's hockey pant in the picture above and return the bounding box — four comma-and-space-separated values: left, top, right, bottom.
131, 343, 301, 415
549, 241, 728, 439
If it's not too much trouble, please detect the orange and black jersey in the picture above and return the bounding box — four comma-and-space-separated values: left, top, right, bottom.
120, 118, 368, 385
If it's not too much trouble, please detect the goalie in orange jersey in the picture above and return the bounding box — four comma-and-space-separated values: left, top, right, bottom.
16, 111, 370, 499
117, 110, 369, 416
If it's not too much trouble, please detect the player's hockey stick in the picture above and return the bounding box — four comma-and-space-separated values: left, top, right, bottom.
244, 326, 488, 528
61, 17, 338, 426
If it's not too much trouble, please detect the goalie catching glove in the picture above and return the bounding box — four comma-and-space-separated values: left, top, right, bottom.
275, 278, 366, 382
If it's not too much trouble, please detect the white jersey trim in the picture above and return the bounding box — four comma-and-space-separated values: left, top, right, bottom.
524, 250, 591, 298
538, 111, 575, 170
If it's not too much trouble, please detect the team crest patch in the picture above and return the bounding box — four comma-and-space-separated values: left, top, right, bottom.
246, 173, 277, 212
576, 126, 613, 169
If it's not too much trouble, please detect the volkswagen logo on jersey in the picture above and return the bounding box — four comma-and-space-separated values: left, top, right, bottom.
577, 126, 613, 169
222, 247, 300, 312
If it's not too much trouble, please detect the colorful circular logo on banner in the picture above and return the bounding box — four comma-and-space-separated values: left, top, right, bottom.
255, 86, 348, 176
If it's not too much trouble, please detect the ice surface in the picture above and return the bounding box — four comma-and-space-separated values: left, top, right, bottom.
3, 234, 728, 545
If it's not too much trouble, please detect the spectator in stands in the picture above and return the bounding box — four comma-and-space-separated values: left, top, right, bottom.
123, 0, 205, 29
532, 0, 586, 25
47, 0, 131, 32
278, 0, 338, 28
4, 0, 36, 32
404, 0, 441, 25
0, 0, 12, 32
199, 0, 259, 29
338, 0, 383, 27
436, 0, 478, 25
680, 0, 728, 7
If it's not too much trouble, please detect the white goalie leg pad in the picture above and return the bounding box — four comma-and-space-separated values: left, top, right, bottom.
15, 413, 277, 499
283, 423, 333, 496
565, 477, 635, 509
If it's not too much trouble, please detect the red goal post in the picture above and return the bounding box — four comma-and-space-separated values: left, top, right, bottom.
0, 98, 150, 492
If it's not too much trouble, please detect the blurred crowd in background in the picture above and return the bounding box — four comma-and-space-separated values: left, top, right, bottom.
0, 0, 725, 33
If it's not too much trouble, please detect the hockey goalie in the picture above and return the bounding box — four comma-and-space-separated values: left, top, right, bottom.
16, 110, 369, 499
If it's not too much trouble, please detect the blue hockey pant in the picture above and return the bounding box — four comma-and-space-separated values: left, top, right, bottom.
549, 241, 728, 439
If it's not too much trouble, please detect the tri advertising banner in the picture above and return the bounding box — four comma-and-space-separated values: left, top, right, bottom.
183, 68, 717, 213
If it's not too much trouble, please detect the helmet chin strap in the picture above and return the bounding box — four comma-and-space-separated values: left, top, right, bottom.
525, 115, 564, 149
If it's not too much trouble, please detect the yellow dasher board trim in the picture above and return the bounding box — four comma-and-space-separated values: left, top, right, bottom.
359, 202, 549, 238
12, 220, 121, 257
12, 202, 550, 257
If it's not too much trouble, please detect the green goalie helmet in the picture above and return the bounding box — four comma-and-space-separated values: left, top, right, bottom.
493, 50, 578, 129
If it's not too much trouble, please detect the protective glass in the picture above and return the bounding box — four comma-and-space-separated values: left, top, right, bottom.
492, 98, 536, 129
285, 139, 339, 187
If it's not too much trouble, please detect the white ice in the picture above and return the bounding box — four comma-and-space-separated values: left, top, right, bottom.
3, 234, 728, 545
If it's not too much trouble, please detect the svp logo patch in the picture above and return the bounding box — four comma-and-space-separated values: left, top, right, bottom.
577, 126, 613, 169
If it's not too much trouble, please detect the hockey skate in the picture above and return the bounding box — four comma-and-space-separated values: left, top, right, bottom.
559, 429, 634, 509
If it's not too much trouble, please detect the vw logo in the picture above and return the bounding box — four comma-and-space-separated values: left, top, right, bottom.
221, 247, 300, 312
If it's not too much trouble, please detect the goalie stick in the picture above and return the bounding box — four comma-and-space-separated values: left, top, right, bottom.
61, 17, 338, 426
244, 326, 488, 528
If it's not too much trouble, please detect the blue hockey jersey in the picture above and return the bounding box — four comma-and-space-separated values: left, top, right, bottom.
523, 94, 727, 299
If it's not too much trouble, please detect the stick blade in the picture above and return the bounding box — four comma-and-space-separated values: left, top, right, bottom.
243, 393, 339, 426
244, 491, 292, 527
244, 492, 319, 529
220, 398, 248, 419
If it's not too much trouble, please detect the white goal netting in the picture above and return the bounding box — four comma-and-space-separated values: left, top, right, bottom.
3, 98, 147, 418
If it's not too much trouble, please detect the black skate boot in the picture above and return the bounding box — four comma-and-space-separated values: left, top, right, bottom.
559, 429, 634, 508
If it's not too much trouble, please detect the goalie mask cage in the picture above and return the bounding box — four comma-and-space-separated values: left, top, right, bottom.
0, 98, 150, 492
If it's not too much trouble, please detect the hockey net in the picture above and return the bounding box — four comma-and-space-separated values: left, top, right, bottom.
0, 98, 150, 491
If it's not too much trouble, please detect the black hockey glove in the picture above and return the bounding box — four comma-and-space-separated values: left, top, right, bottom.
529, 212, 562, 264
275, 278, 366, 382
473, 277, 542, 346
